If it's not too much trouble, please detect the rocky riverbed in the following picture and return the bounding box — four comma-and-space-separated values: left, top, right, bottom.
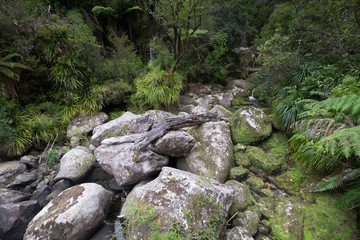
0, 78, 358, 240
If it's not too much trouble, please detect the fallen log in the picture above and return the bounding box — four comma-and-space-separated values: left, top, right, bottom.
101, 112, 224, 150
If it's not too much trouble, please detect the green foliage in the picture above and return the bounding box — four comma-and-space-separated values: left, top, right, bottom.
45, 150, 62, 164
0, 108, 16, 145
132, 62, 183, 109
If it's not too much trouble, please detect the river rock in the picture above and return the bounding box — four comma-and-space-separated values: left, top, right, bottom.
227, 79, 252, 91
95, 143, 168, 186
149, 131, 195, 157
0, 161, 26, 176
245, 146, 286, 174
213, 92, 234, 108
229, 166, 249, 182
225, 227, 254, 240
0, 200, 40, 240
91, 111, 174, 147
20, 155, 38, 168
225, 180, 253, 215
210, 105, 233, 118
230, 106, 272, 145
7, 172, 38, 188
67, 112, 109, 139
177, 121, 234, 183
232, 211, 260, 236
234, 152, 251, 168
120, 167, 234, 239
0, 188, 31, 204
24, 183, 113, 240
54, 146, 95, 182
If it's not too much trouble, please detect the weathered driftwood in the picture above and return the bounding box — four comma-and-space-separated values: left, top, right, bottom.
101, 112, 222, 150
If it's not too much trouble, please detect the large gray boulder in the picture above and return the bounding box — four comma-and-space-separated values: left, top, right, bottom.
230, 106, 272, 145
95, 143, 168, 186
120, 167, 234, 239
0, 161, 26, 176
91, 111, 174, 147
54, 146, 95, 182
177, 121, 234, 183
0, 200, 40, 240
67, 112, 109, 139
149, 131, 195, 157
24, 183, 112, 240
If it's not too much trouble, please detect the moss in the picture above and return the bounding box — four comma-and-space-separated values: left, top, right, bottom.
302, 194, 359, 240
229, 166, 249, 182
225, 180, 254, 215
234, 152, 251, 168
231, 96, 252, 107
234, 143, 246, 153
274, 168, 308, 195
245, 146, 286, 174
230, 108, 272, 145
258, 189, 276, 198
245, 176, 265, 192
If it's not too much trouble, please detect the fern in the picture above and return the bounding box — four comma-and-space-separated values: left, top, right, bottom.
305, 95, 360, 125
314, 169, 360, 192
291, 119, 348, 139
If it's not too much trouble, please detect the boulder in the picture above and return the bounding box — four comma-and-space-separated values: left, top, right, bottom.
210, 105, 233, 119
0, 188, 31, 204
225, 180, 253, 215
188, 82, 212, 95
190, 105, 208, 115
177, 121, 234, 183
91, 111, 174, 147
245, 176, 266, 193
54, 146, 95, 182
120, 167, 234, 239
194, 95, 214, 109
0, 161, 26, 176
268, 197, 304, 240
24, 183, 113, 240
234, 152, 251, 168
245, 146, 286, 174
226, 79, 252, 91
20, 155, 38, 168
225, 227, 254, 240
229, 166, 249, 182
230, 107, 272, 145
213, 92, 234, 108
232, 211, 260, 236
274, 168, 308, 195
0, 200, 40, 240
149, 131, 195, 157
67, 112, 109, 139
7, 172, 38, 188
95, 143, 168, 186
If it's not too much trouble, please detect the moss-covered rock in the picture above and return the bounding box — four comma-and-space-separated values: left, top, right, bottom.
232, 211, 260, 236
177, 121, 234, 183
234, 143, 247, 153
231, 96, 252, 107
269, 197, 305, 240
258, 188, 276, 198
230, 107, 272, 145
245, 176, 265, 192
229, 166, 249, 182
234, 152, 251, 168
245, 146, 286, 174
274, 168, 308, 195
225, 180, 253, 215
303, 194, 358, 240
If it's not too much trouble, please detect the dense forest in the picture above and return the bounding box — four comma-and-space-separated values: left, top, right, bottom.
0, 0, 359, 212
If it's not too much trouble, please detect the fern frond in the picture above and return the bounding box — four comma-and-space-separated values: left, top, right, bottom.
313, 169, 360, 192
291, 119, 348, 139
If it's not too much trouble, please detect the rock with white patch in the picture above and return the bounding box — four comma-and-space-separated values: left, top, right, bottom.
213, 92, 234, 108
91, 111, 174, 147
225, 227, 254, 240
67, 112, 109, 139
54, 146, 95, 182
24, 183, 112, 240
177, 121, 234, 183
149, 131, 195, 157
230, 106, 272, 145
120, 167, 234, 239
190, 105, 208, 115
0, 200, 40, 240
95, 143, 168, 186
